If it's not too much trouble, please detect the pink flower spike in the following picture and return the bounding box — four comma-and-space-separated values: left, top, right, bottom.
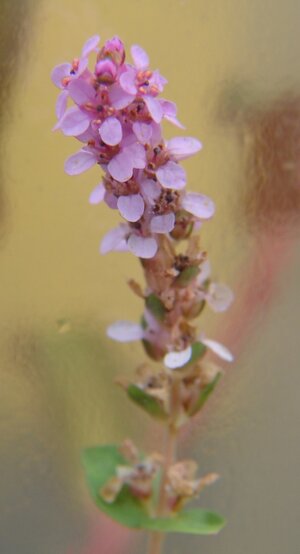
206, 283, 234, 313
64, 150, 97, 175
107, 321, 144, 342
81, 34, 100, 57
132, 122, 152, 144
51, 63, 71, 88
117, 194, 145, 222
100, 224, 129, 254
56, 90, 68, 119
143, 96, 163, 123
201, 338, 234, 362
182, 192, 215, 219
59, 106, 90, 136
89, 182, 106, 205
164, 346, 192, 369
150, 213, 175, 234
156, 161, 186, 190
127, 235, 158, 259
167, 137, 202, 161
99, 117, 123, 146
131, 44, 149, 70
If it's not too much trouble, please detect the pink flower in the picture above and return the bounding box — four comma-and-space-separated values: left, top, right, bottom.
117, 44, 167, 123
160, 100, 185, 128
107, 136, 147, 182
64, 147, 98, 175
51, 35, 100, 90
98, 36, 125, 67
100, 224, 158, 259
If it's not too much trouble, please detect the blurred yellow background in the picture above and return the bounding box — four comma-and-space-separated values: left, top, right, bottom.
1, 1, 300, 553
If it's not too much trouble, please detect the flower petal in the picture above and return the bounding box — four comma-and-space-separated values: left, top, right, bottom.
100, 224, 129, 254
64, 150, 96, 175
127, 234, 158, 259
140, 179, 161, 204
120, 68, 137, 94
164, 346, 192, 369
60, 106, 90, 136
206, 283, 234, 313
117, 194, 145, 222
123, 143, 146, 170
89, 182, 106, 204
81, 34, 100, 57
77, 57, 89, 76
68, 79, 95, 105
197, 260, 211, 285
109, 83, 134, 109
156, 161, 186, 190
55, 90, 68, 119
150, 213, 175, 234
167, 137, 202, 160
143, 95, 163, 123
182, 192, 215, 219
104, 192, 118, 209
161, 100, 185, 129
108, 152, 133, 182
51, 63, 71, 88
201, 338, 234, 362
131, 44, 149, 70
99, 117, 123, 146
107, 321, 144, 342
132, 122, 152, 144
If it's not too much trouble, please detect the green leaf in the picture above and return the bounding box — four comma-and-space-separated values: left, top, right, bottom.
189, 373, 222, 416
186, 341, 207, 365
127, 384, 168, 420
145, 293, 166, 322
145, 508, 225, 535
82, 445, 146, 528
82, 445, 225, 535
175, 266, 200, 287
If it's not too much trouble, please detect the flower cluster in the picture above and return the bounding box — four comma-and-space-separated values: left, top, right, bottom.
100, 440, 218, 515
52, 34, 234, 370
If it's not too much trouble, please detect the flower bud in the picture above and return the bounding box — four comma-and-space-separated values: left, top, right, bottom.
183, 299, 205, 320
95, 58, 117, 84
142, 339, 166, 361
97, 36, 125, 66
170, 210, 194, 240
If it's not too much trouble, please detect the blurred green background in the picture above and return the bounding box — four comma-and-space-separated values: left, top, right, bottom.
1, 1, 300, 553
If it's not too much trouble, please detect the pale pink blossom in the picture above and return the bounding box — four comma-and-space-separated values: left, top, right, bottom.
51, 34, 100, 90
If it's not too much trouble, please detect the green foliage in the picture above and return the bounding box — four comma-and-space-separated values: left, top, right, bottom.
127, 384, 168, 420
175, 266, 200, 287
188, 373, 222, 416
145, 293, 166, 321
82, 445, 225, 535
187, 341, 207, 365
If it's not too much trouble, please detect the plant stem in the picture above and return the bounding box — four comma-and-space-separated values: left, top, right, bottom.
147, 378, 180, 554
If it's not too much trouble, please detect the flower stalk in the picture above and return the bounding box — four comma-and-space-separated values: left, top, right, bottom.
52, 33, 234, 551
